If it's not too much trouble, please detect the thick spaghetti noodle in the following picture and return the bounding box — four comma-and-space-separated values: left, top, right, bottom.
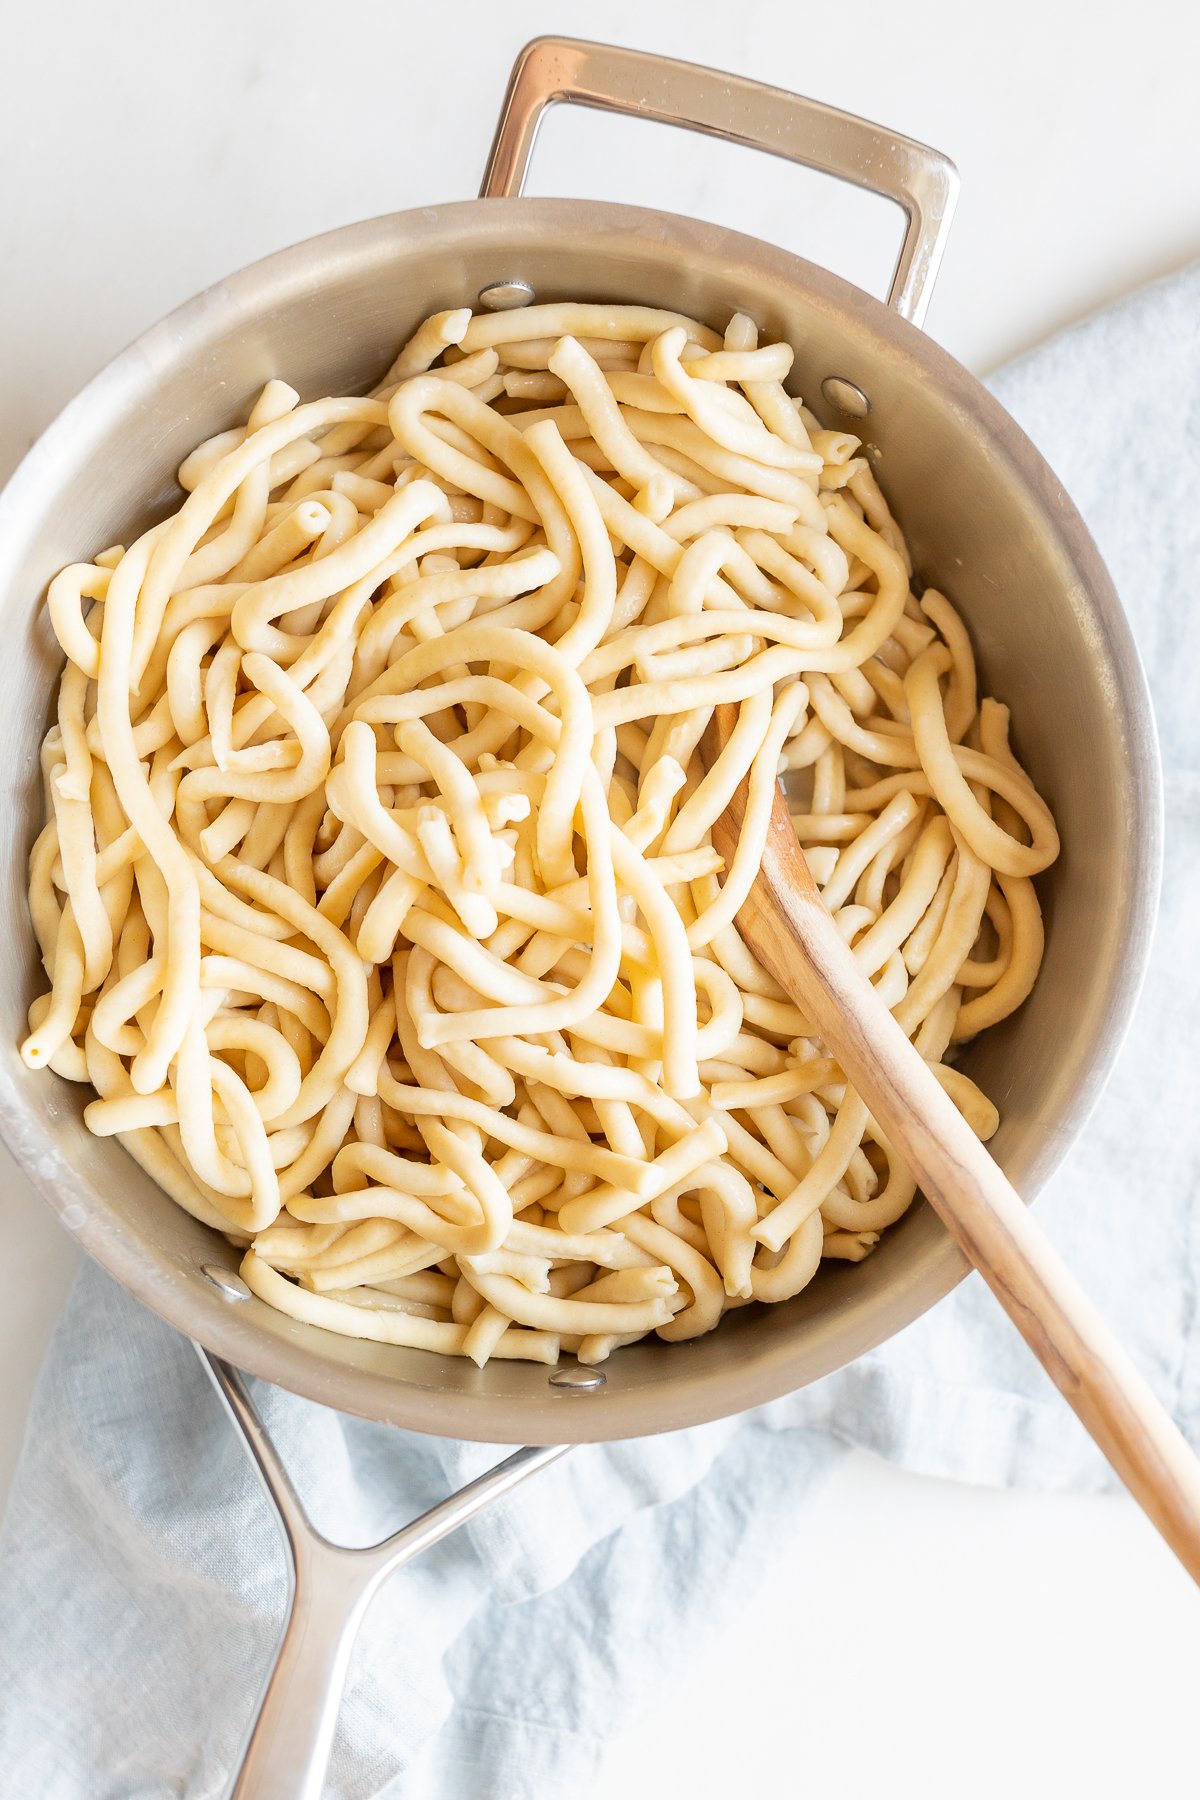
23, 301, 1058, 1366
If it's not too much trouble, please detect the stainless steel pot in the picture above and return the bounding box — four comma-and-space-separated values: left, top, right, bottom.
0, 39, 1161, 1798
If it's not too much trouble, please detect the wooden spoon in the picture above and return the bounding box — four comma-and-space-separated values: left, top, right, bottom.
703, 705, 1200, 1583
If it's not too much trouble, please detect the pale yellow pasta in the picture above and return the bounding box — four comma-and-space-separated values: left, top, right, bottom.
22, 299, 1058, 1367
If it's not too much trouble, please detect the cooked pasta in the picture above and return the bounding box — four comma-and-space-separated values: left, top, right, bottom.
23, 300, 1058, 1367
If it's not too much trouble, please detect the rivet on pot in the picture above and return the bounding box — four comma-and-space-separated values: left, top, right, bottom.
202, 1263, 253, 1302
820, 375, 872, 419
477, 280, 536, 312
548, 1366, 607, 1392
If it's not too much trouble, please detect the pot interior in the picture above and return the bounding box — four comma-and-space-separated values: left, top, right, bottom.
0, 199, 1159, 1442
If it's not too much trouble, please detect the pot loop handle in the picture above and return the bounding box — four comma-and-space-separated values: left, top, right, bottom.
481, 36, 959, 328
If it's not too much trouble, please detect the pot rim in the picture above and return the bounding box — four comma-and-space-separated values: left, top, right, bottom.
0, 195, 1164, 1443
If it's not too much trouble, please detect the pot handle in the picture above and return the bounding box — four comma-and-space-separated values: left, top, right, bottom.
197, 1349, 570, 1800
481, 37, 958, 328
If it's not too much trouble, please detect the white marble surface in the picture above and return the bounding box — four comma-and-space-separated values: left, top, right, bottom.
1, 2, 1197, 1793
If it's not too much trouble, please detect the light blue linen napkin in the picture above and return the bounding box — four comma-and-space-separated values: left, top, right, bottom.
1, 260, 1197, 1799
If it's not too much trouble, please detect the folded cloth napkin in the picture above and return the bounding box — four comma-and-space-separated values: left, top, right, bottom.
1, 259, 1197, 1800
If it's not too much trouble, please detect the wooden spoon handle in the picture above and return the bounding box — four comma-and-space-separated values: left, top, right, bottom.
734, 796, 1200, 1582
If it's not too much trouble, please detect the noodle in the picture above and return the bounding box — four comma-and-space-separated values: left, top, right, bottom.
22, 303, 1058, 1368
